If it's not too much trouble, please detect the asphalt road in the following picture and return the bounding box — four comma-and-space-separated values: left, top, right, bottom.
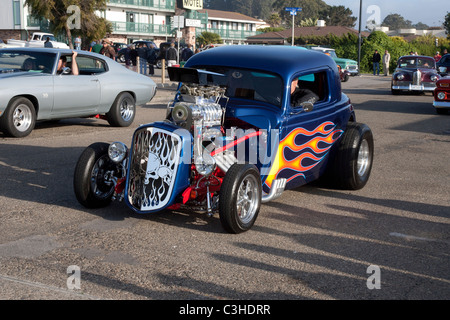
0, 74, 449, 303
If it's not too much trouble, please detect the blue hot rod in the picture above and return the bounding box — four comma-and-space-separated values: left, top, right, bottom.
74, 46, 374, 233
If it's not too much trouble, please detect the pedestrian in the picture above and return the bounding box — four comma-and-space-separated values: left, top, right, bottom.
181, 44, 194, 62
147, 44, 157, 76
44, 37, 53, 48
100, 40, 116, 59
383, 50, 390, 76
372, 50, 381, 76
137, 44, 149, 75
92, 40, 102, 53
434, 51, 442, 62
130, 45, 138, 72
75, 36, 81, 50
166, 42, 178, 67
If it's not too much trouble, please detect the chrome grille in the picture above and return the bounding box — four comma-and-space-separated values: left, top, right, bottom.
413, 70, 422, 85
127, 127, 181, 211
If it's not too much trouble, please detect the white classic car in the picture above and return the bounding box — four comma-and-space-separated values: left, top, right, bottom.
0, 47, 156, 137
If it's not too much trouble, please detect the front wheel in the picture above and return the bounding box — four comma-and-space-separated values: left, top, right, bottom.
219, 164, 262, 234
73, 142, 118, 208
0, 97, 36, 137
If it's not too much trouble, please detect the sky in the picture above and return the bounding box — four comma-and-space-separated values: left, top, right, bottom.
324, 0, 450, 28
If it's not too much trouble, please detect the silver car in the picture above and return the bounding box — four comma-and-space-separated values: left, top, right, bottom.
0, 48, 156, 137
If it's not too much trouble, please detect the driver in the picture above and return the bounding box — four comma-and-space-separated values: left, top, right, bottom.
57, 50, 79, 75
290, 78, 319, 107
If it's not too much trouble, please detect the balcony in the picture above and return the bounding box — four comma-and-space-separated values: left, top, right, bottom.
196, 28, 262, 41
108, 0, 175, 11
111, 21, 172, 35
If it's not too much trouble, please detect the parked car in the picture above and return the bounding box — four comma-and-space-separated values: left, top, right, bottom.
6, 32, 69, 49
117, 40, 157, 63
73, 46, 374, 233
0, 48, 156, 137
436, 53, 450, 76
433, 77, 450, 114
391, 55, 439, 94
310, 47, 359, 76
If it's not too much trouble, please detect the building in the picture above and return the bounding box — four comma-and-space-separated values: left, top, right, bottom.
0, 0, 41, 42
104, 0, 177, 45
1, 1, 264, 48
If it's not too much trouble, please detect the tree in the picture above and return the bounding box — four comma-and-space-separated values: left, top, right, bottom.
323, 5, 357, 27
25, 0, 110, 48
381, 13, 413, 30
196, 31, 223, 45
272, 0, 329, 27
267, 13, 282, 28
444, 12, 450, 38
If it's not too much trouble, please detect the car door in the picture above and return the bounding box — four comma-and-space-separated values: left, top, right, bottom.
281, 68, 345, 187
52, 54, 101, 116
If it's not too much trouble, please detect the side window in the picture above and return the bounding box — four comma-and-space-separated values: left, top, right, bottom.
291, 71, 328, 107
74, 56, 107, 75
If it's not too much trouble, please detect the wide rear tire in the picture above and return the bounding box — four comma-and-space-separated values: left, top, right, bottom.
0, 97, 36, 138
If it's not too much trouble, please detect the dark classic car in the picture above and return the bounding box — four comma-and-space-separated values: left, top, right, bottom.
433, 77, 450, 114
391, 55, 440, 94
436, 53, 450, 76
73, 46, 374, 233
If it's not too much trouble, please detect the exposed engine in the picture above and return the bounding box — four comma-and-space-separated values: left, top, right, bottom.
167, 83, 237, 174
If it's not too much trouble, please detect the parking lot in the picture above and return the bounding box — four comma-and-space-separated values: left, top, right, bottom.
0, 74, 449, 302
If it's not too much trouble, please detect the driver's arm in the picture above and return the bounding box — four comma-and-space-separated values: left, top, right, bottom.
71, 51, 79, 75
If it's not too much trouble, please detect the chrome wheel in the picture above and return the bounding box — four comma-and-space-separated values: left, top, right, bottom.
236, 174, 259, 225
357, 139, 370, 177
120, 97, 135, 122
13, 104, 33, 133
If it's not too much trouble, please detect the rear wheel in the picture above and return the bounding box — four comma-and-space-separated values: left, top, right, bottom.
0, 97, 36, 137
219, 164, 262, 234
325, 122, 374, 190
106, 92, 136, 127
73, 142, 117, 208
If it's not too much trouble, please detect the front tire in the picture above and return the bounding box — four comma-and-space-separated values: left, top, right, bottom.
0, 97, 36, 137
106, 92, 136, 127
219, 164, 262, 234
73, 142, 117, 208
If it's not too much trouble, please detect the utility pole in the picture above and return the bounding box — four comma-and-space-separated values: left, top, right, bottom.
358, 0, 363, 76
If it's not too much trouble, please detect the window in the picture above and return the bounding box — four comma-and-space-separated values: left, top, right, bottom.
13, 1, 21, 26
291, 71, 328, 107
64, 55, 107, 75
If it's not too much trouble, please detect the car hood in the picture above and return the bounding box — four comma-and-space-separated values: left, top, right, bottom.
0, 71, 48, 79
395, 67, 436, 74
334, 57, 357, 65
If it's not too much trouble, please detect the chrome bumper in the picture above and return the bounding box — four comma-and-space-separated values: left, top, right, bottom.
392, 84, 435, 91
433, 101, 450, 109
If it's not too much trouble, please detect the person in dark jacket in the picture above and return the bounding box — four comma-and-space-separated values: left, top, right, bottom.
166, 42, 178, 67
147, 44, 157, 76
137, 44, 149, 75
181, 44, 194, 62
100, 40, 116, 60
372, 50, 381, 76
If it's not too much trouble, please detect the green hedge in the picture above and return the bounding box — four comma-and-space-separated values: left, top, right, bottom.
294, 31, 450, 73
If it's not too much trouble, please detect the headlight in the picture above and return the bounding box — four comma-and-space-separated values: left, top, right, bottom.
108, 142, 128, 163
397, 74, 405, 81
437, 92, 446, 100
195, 154, 216, 176
430, 75, 438, 82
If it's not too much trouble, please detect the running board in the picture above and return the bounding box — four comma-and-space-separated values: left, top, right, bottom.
261, 178, 286, 203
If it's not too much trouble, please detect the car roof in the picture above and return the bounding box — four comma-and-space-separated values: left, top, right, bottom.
185, 45, 335, 81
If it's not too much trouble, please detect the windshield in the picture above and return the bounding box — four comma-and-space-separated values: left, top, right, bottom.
0, 51, 56, 74
197, 66, 284, 108
398, 57, 435, 69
